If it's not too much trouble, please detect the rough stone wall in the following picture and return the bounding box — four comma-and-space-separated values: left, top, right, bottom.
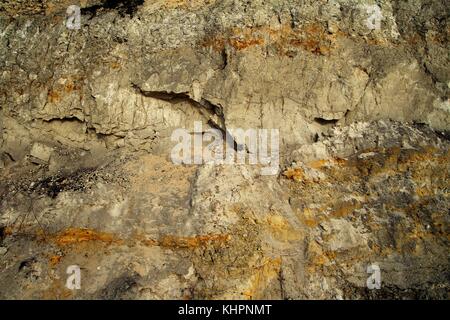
0, 0, 448, 299
1, 0, 449, 159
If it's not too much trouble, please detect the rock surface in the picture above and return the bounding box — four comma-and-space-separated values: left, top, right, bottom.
0, 0, 449, 299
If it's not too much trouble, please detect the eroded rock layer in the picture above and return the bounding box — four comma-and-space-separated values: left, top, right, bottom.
0, 0, 449, 299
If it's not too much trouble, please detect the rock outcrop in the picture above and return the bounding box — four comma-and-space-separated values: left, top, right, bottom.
0, 0, 448, 299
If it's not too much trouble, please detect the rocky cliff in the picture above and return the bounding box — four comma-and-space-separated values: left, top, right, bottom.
0, 0, 448, 299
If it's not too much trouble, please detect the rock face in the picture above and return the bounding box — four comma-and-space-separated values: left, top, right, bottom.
0, 1, 449, 299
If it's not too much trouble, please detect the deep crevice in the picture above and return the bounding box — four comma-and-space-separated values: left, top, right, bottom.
131, 83, 243, 152
81, 0, 144, 18
220, 48, 229, 70
314, 117, 339, 126
0, 225, 5, 244
131, 86, 192, 104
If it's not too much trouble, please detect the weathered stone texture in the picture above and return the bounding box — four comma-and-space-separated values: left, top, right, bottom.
0, 1, 448, 299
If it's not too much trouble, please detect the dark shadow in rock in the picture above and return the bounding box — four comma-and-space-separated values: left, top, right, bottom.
81, 0, 144, 18
314, 117, 339, 126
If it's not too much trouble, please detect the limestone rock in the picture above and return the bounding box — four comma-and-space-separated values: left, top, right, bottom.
29, 142, 54, 164
0, 0, 448, 300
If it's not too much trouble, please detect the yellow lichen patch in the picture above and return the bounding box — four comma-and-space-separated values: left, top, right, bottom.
158, 234, 231, 249
241, 257, 282, 300
53, 228, 121, 247
283, 167, 304, 182
264, 215, 302, 241
298, 208, 320, 228
49, 255, 63, 267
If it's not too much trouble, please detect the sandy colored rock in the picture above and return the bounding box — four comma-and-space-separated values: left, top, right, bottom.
29, 142, 53, 164
0, 0, 448, 300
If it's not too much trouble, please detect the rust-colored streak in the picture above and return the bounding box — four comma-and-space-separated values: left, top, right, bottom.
49, 255, 62, 266
45, 227, 230, 251
202, 23, 335, 55
54, 228, 120, 246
